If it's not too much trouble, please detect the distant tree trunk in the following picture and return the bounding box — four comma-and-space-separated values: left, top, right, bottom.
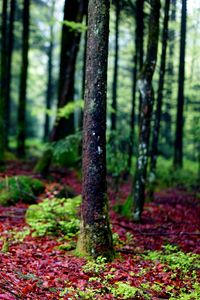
49, 0, 85, 141
111, 0, 120, 131
0, 0, 8, 166
164, 0, 176, 151
35, 0, 86, 176
174, 0, 187, 169
132, 0, 160, 222
77, 0, 114, 260
17, 0, 30, 158
127, 0, 144, 171
44, 0, 55, 142
149, 0, 170, 197
5, 0, 15, 149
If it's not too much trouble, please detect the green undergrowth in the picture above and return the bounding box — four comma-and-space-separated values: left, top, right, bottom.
26, 195, 81, 237
59, 245, 200, 299
0, 176, 45, 206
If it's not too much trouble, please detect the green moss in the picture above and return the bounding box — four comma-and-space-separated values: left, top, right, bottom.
0, 176, 45, 206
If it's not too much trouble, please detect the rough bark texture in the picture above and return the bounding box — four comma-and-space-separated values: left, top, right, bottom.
132, 0, 160, 222
111, 0, 120, 131
77, 0, 114, 260
44, 0, 55, 142
0, 0, 8, 166
17, 0, 30, 158
174, 0, 187, 169
128, 0, 144, 171
5, 0, 15, 149
149, 0, 170, 194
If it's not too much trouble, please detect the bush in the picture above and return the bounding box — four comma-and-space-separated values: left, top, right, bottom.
25, 195, 81, 237
0, 176, 45, 206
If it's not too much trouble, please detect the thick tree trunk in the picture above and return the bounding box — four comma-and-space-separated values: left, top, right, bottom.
77, 0, 114, 260
174, 0, 187, 169
149, 0, 170, 197
44, 0, 55, 142
5, 0, 15, 149
132, 0, 160, 222
111, 0, 120, 131
127, 0, 144, 171
17, 0, 30, 158
164, 0, 176, 151
0, 0, 8, 167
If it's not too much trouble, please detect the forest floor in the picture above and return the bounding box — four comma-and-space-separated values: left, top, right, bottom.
0, 161, 199, 300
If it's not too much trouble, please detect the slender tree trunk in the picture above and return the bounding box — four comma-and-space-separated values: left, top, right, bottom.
5, 0, 15, 149
17, 0, 30, 158
111, 0, 120, 131
149, 0, 170, 195
77, 0, 114, 260
44, 0, 55, 142
164, 0, 176, 150
127, 0, 144, 171
0, 0, 8, 167
174, 0, 187, 169
132, 0, 160, 222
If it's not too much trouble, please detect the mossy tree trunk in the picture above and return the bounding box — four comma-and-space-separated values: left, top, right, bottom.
132, 0, 160, 222
5, 0, 15, 149
149, 0, 170, 198
128, 0, 144, 171
174, 0, 187, 169
0, 0, 8, 167
44, 0, 55, 142
17, 0, 30, 158
77, 0, 114, 260
111, 0, 120, 131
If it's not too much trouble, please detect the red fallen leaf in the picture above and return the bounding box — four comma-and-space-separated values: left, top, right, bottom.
0, 295, 15, 300
22, 284, 35, 295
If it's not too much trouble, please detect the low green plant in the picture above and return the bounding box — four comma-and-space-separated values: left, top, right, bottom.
0, 176, 45, 206
26, 195, 81, 237
111, 282, 150, 299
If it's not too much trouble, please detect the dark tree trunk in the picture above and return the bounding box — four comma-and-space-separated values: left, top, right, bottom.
17, 0, 30, 158
149, 0, 170, 192
50, 0, 85, 141
0, 0, 8, 166
127, 0, 144, 171
164, 0, 176, 150
111, 0, 120, 131
174, 0, 187, 169
44, 0, 55, 142
35, 0, 86, 176
77, 0, 114, 260
132, 0, 160, 222
5, 0, 15, 149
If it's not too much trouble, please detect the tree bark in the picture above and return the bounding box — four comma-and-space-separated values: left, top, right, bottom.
174, 0, 187, 169
111, 0, 120, 131
127, 0, 144, 171
43, 0, 55, 142
149, 0, 170, 196
0, 0, 8, 167
17, 0, 30, 158
77, 0, 114, 260
132, 0, 160, 222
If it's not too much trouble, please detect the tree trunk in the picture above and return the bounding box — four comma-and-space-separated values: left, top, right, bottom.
17, 0, 30, 158
149, 0, 170, 198
5, 0, 15, 149
0, 0, 8, 167
132, 0, 160, 222
174, 0, 187, 169
127, 0, 144, 171
77, 0, 114, 260
164, 0, 176, 151
43, 0, 55, 142
111, 0, 120, 131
